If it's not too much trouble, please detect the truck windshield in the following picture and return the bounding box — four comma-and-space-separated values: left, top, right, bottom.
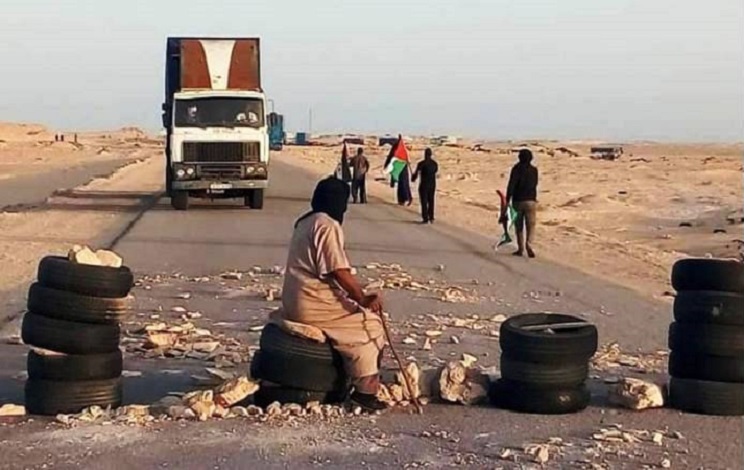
174, 98, 265, 128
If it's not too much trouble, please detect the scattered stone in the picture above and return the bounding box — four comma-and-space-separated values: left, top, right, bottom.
176, 292, 192, 300
450, 336, 460, 345
192, 341, 221, 353
221, 272, 243, 281
402, 337, 417, 345
121, 370, 143, 378
608, 378, 665, 410
145, 332, 179, 349
652, 432, 664, 446
422, 338, 432, 351
525, 444, 551, 464
230, 406, 249, 418
460, 354, 477, 368
4, 335, 22, 346
167, 405, 196, 420
214, 376, 259, 407
660, 458, 671, 468
438, 361, 488, 405
183, 390, 216, 421
265, 402, 282, 417
246, 405, 264, 416
0, 404, 25, 417
171, 306, 188, 313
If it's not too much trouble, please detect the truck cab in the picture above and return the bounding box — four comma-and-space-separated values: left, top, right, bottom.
163, 37, 269, 210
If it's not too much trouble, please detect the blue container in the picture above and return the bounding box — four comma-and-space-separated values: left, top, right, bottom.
296, 132, 308, 146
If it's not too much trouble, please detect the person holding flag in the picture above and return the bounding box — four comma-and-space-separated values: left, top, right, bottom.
383, 135, 413, 206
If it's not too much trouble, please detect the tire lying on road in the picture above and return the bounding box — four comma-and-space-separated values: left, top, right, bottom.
27, 283, 129, 325
669, 377, 744, 416
252, 325, 347, 392
488, 379, 590, 415
37, 256, 134, 298
500, 355, 589, 388
25, 378, 123, 415
668, 322, 744, 357
671, 258, 744, 294
21, 312, 121, 355
27, 349, 123, 381
499, 313, 598, 364
673, 291, 744, 325
253, 383, 346, 408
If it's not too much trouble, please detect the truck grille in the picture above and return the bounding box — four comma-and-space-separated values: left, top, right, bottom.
197, 165, 243, 180
182, 142, 260, 163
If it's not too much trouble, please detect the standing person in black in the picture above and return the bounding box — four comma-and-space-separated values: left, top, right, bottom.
412, 148, 439, 224
350, 147, 370, 204
506, 149, 539, 258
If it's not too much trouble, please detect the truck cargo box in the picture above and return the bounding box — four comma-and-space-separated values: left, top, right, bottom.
166, 37, 261, 96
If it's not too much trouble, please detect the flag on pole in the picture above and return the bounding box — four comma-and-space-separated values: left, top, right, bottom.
495, 189, 518, 249
383, 135, 409, 182
335, 142, 352, 181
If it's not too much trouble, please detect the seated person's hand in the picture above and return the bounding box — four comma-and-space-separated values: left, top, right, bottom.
361, 294, 383, 314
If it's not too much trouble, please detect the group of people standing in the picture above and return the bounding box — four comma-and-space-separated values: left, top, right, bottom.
337, 145, 440, 224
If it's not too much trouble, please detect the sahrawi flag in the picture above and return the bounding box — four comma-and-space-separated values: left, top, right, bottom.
384, 135, 409, 182
495, 189, 518, 249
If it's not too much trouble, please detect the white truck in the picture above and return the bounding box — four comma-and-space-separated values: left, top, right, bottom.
162, 37, 269, 210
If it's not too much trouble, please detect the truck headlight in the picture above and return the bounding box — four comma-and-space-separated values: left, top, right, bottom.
245, 166, 256, 174
256, 167, 266, 175
176, 168, 186, 178
186, 167, 195, 176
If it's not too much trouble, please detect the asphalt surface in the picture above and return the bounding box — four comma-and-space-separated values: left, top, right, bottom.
0, 158, 741, 469
0, 158, 140, 210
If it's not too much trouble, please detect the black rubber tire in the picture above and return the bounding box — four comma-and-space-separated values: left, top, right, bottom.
669, 351, 744, 383
500, 355, 588, 388
22, 312, 121, 354
500, 314, 598, 364
25, 378, 123, 416
28, 283, 129, 325
669, 377, 744, 416
674, 291, 744, 325
253, 384, 345, 407
248, 189, 264, 209
672, 258, 744, 294
37, 256, 134, 298
250, 349, 346, 393
171, 191, 189, 210
27, 349, 123, 381
668, 322, 744, 358
488, 379, 590, 414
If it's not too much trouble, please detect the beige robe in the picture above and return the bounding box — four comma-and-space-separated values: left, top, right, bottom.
271, 213, 384, 378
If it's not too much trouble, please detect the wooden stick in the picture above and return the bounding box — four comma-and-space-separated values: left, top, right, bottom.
521, 321, 594, 332
379, 312, 424, 414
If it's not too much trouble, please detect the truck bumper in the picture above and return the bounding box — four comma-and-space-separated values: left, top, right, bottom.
172, 180, 269, 191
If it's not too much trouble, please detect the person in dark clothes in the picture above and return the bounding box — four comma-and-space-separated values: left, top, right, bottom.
350, 148, 370, 204
396, 164, 413, 206
412, 148, 439, 224
506, 149, 539, 258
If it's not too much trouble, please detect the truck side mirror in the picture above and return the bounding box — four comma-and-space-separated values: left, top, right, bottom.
161, 103, 168, 112
161, 113, 170, 128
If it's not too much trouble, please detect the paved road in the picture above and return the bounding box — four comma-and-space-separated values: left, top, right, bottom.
0, 159, 740, 469
0, 158, 141, 210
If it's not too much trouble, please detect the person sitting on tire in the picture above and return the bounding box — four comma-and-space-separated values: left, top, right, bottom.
270, 177, 388, 411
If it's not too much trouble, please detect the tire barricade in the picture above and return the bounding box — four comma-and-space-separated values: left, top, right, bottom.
22, 256, 133, 415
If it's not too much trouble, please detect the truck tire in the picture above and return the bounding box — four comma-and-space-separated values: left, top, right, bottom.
668, 322, 744, 357
500, 355, 589, 388
37, 256, 134, 298
672, 258, 744, 293
22, 312, 121, 355
25, 378, 123, 416
674, 291, 744, 325
28, 283, 129, 325
669, 351, 744, 383
27, 349, 123, 381
500, 314, 598, 364
489, 379, 590, 415
669, 377, 744, 416
171, 191, 189, 210
248, 189, 264, 209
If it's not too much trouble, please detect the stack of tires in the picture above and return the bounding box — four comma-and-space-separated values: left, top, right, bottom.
250, 324, 347, 407
668, 258, 744, 416
21, 256, 133, 415
489, 313, 598, 414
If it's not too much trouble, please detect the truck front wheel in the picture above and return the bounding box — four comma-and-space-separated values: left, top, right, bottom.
245, 189, 264, 209
171, 191, 189, 211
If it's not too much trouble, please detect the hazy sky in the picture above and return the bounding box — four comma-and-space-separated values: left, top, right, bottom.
1, 0, 742, 141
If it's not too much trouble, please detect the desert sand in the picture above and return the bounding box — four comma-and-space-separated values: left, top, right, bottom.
278, 137, 743, 300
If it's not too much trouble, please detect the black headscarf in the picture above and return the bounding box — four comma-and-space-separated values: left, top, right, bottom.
295, 177, 350, 227
518, 149, 534, 164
